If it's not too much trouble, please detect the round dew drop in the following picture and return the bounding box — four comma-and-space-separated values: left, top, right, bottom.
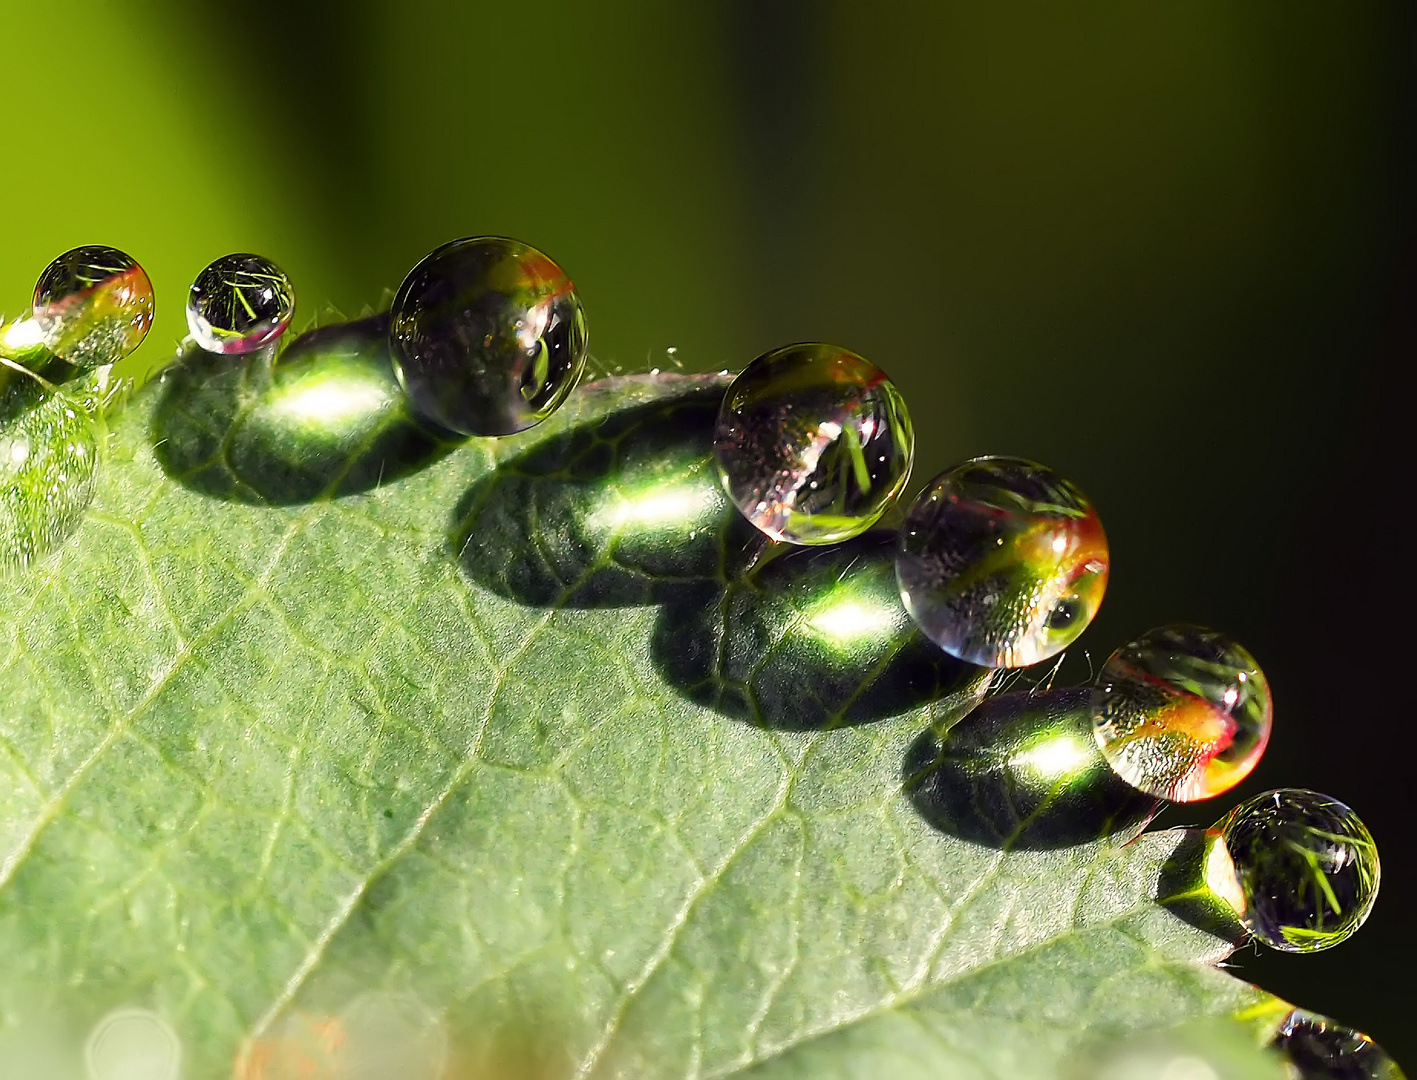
389, 236, 588, 437
0, 381, 101, 575
32, 245, 153, 368
1091, 624, 1272, 801
1210, 788, 1379, 954
895, 456, 1108, 668
187, 253, 296, 354
1270, 1010, 1405, 1080
713, 342, 914, 545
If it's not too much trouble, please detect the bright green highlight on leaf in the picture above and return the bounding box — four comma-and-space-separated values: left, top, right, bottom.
1, 318, 1296, 1077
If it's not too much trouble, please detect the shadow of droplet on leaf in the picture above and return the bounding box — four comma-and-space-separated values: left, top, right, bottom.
454, 383, 760, 607
453, 378, 981, 730
651, 531, 986, 730
153, 313, 457, 505
1155, 827, 1248, 945
904, 687, 1160, 850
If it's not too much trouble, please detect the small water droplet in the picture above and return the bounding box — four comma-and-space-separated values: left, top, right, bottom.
187, 253, 295, 354
84, 1007, 180, 1080
895, 456, 1108, 668
1092, 625, 1272, 801
713, 342, 913, 545
32, 245, 153, 367
389, 236, 588, 436
1212, 788, 1379, 953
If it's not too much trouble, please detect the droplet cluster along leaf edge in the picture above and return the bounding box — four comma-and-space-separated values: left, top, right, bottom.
0, 326, 1381, 1077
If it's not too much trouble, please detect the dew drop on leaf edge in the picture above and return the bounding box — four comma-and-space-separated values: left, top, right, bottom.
388, 235, 588, 437
1092, 624, 1272, 802
713, 341, 914, 546
187, 252, 296, 355
1212, 788, 1379, 954
32, 244, 154, 368
1271, 1008, 1406, 1079
895, 455, 1109, 668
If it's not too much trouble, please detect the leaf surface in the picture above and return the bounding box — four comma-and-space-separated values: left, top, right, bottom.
0, 321, 1286, 1078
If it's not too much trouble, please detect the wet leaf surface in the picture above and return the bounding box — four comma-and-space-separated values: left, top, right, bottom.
1, 324, 1288, 1077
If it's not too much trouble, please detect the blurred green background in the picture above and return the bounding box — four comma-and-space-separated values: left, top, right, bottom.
3, 0, 1412, 1066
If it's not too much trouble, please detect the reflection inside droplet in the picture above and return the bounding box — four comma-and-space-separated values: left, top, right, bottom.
187, 252, 296, 355
713, 341, 914, 545
32, 245, 154, 368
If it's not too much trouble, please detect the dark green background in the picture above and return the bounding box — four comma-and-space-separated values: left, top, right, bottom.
2, 0, 1412, 1066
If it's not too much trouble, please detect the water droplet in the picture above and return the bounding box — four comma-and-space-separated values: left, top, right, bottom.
713, 342, 914, 545
1212, 788, 1379, 953
1091, 625, 1272, 801
1271, 1009, 1405, 1079
187, 252, 296, 354
389, 236, 588, 436
84, 1007, 181, 1080
32, 245, 153, 367
895, 456, 1108, 667
1, 377, 100, 574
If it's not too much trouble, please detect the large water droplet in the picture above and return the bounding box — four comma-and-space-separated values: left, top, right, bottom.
713, 342, 913, 545
895, 455, 1109, 668
31, 245, 153, 368
1092, 625, 1272, 801
389, 236, 588, 436
1, 373, 100, 574
187, 252, 296, 354
1212, 789, 1379, 953
1271, 1009, 1405, 1079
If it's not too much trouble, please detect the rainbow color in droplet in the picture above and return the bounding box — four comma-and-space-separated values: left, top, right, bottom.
1092, 625, 1271, 801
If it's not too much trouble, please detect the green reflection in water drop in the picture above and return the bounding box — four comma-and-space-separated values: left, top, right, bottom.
0, 319, 106, 574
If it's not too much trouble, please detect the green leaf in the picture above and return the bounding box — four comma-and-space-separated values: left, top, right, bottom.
1, 318, 1291, 1078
